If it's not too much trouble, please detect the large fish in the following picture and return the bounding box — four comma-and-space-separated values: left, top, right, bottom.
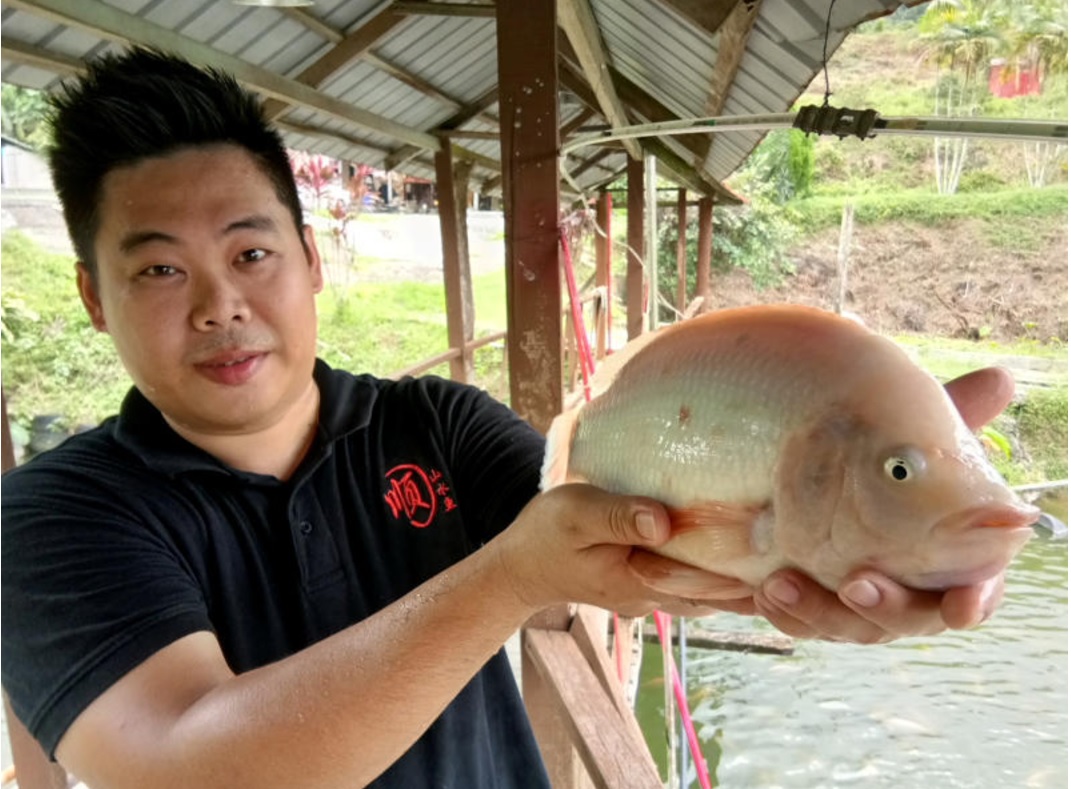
541, 305, 1038, 591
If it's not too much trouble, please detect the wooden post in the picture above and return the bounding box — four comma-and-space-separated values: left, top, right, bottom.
675, 188, 688, 317
626, 157, 645, 339
435, 147, 475, 382
695, 195, 713, 313
835, 202, 855, 315
497, 0, 562, 433
594, 190, 612, 359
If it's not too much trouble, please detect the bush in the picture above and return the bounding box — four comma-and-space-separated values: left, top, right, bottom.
1, 231, 129, 429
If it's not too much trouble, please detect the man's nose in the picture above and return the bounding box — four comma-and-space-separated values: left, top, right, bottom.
190, 273, 252, 330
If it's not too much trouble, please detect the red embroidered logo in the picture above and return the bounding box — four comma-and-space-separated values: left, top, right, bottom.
383, 464, 457, 528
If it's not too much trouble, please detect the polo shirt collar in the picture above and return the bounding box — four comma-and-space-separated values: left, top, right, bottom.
113, 359, 377, 479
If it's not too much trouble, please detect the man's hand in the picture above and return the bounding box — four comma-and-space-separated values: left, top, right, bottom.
492, 484, 750, 618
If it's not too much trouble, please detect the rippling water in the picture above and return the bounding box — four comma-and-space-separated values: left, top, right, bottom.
638, 536, 1068, 788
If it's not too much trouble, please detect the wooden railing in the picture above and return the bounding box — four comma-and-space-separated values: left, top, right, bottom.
387, 330, 507, 380
522, 605, 663, 789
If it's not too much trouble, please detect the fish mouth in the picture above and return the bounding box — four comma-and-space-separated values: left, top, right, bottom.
936, 502, 1041, 535
904, 502, 1041, 590
905, 559, 1013, 591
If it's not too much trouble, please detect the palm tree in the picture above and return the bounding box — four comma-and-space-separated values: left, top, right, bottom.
1005, 0, 1068, 186
917, 0, 1004, 194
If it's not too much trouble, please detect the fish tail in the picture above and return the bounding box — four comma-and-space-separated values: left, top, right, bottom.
540, 406, 582, 490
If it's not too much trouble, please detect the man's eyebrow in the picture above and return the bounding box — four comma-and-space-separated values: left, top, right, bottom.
223, 214, 280, 235
118, 215, 280, 254
118, 230, 177, 254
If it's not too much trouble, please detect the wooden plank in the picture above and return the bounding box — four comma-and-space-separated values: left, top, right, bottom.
558, 0, 642, 160
701, 0, 763, 167
640, 624, 795, 656
696, 195, 713, 312
434, 147, 475, 383
280, 6, 344, 44
526, 629, 663, 789
392, 1, 497, 17
594, 190, 612, 359
497, 0, 562, 434
625, 157, 645, 340
0, 38, 83, 76
569, 608, 658, 766
676, 188, 688, 315
522, 605, 583, 788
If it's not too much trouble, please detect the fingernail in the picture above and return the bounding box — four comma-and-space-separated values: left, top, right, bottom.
635, 509, 659, 542
842, 579, 881, 608
765, 577, 800, 606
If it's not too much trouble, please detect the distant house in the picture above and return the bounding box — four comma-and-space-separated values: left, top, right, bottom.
988, 58, 1042, 99
1, 134, 53, 190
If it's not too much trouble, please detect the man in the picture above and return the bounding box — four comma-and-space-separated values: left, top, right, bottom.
1, 48, 1008, 788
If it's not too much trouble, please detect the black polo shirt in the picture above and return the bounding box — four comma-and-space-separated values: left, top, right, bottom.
1, 360, 551, 787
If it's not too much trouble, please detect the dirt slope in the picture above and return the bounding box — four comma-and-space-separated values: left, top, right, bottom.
710, 217, 1068, 343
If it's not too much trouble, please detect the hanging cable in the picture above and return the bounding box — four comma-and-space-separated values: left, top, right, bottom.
821, 0, 838, 106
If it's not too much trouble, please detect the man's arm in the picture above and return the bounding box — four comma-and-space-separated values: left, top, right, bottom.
54, 485, 721, 789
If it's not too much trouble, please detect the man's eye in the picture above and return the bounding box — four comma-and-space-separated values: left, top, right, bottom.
140, 264, 179, 277
238, 248, 269, 263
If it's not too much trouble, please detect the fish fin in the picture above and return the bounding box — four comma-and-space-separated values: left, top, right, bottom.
540, 406, 581, 490
660, 502, 762, 563
668, 501, 764, 533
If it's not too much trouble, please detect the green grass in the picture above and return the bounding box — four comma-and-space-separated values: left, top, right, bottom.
788, 184, 1068, 229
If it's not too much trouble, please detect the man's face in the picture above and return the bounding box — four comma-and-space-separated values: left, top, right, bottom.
80, 144, 324, 437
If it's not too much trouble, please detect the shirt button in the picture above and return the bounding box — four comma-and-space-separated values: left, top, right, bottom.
298, 520, 313, 536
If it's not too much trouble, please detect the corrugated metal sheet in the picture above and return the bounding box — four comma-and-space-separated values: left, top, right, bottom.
0, 0, 917, 195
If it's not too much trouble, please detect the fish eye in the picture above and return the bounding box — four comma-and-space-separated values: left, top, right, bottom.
883, 451, 924, 482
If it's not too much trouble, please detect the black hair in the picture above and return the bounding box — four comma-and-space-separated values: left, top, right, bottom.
47, 47, 305, 280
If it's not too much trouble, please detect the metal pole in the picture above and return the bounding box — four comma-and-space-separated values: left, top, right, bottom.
644, 152, 658, 333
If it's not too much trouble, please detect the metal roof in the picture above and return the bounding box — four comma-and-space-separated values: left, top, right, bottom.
0, 0, 924, 200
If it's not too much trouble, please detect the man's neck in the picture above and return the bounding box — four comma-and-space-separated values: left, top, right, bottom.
165, 382, 321, 480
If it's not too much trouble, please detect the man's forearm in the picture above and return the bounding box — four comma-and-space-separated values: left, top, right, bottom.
58, 535, 536, 789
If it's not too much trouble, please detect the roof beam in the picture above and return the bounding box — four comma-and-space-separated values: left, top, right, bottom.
280, 7, 344, 44
390, 2, 497, 17
699, 0, 762, 167
262, 9, 407, 119
384, 85, 499, 170
655, 0, 742, 36
558, 59, 738, 202
557, 0, 642, 160
4, 0, 439, 152
0, 38, 83, 77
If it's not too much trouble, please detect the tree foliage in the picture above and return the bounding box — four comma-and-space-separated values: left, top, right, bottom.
1, 84, 51, 150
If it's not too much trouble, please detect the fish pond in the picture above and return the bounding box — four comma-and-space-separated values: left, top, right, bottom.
636, 525, 1068, 788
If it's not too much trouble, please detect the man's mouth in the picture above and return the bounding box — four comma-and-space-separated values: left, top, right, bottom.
195, 351, 266, 384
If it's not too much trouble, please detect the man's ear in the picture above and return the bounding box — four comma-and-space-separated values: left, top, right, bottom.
301, 224, 325, 295
76, 263, 108, 332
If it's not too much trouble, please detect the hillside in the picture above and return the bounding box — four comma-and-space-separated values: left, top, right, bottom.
710, 24, 1069, 344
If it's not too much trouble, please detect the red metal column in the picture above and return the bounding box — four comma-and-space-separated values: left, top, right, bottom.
625, 156, 645, 340
497, 0, 562, 433
434, 147, 475, 382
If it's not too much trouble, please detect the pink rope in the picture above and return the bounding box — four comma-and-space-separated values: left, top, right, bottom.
558, 226, 596, 401
654, 611, 713, 789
